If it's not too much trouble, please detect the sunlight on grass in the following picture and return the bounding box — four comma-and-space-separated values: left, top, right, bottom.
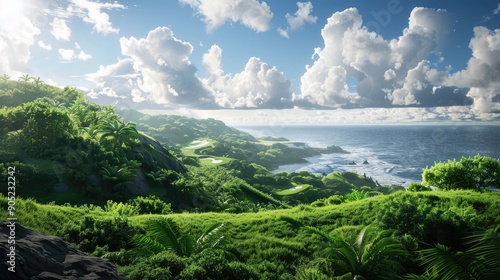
276, 184, 311, 195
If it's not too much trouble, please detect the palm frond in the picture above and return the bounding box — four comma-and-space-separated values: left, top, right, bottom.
196, 223, 226, 251
177, 234, 196, 257
466, 226, 500, 269
146, 218, 183, 254
130, 234, 167, 254
419, 244, 485, 280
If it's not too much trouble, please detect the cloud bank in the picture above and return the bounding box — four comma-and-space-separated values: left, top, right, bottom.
84, 5, 499, 122
299, 7, 471, 109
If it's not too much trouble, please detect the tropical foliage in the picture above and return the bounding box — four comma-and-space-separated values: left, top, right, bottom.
129, 217, 226, 257
2, 77, 500, 279
409, 226, 500, 280
305, 225, 409, 279
423, 155, 500, 190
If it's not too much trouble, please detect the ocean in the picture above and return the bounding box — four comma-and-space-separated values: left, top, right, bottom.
237, 125, 500, 186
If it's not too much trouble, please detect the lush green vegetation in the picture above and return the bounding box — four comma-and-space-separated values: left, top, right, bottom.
1, 78, 500, 279
1, 190, 499, 279
423, 155, 500, 191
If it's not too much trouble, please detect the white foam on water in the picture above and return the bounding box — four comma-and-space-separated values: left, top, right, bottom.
276, 145, 411, 186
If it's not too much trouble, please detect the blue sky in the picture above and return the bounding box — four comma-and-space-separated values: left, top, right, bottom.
1, 0, 500, 124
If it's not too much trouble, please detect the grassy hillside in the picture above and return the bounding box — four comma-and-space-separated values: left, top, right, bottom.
0, 79, 376, 212
1, 190, 499, 278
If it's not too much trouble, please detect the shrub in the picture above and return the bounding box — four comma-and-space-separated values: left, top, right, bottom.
126, 251, 187, 280
0, 162, 55, 192
377, 193, 474, 249
407, 182, 432, 192
127, 195, 172, 214
179, 249, 259, 280
62, 216, 141, 254
104, 200, 140, 216
422, 155, 500, 191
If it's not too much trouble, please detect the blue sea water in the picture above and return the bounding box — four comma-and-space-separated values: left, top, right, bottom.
237, 125, 500, 186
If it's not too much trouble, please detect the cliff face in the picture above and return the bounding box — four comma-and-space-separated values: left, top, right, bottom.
126, 133, 187, 196
0, 222, 125, 280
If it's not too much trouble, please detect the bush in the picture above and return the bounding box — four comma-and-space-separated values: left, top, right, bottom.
0, 162, 55, 192
180, 249, 258, 280
104, 200, 140, 216
62, 216, 141, 254
422, 155, 500, 191
126, 251, 187, 280
127, 195, 172, 214
407, 182, 432, 192
326, 195, 344, 205
377, 193, 474, 249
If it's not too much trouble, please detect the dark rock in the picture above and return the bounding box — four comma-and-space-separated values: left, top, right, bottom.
0, 222, 125, 280
125, 168, 149, 196
134, 133, 187, 173
52, 183, 69, 193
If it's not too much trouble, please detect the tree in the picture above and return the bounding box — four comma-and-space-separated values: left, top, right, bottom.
0, 74, 10, 83
17, 100, 77, 154
99, 161, 139, 190
30, 76, 44, 88
18, 74, 30, 83
305, 225, 409, 279
422, 155, 500, 191
98, 119, 139, 147
408, 226, 500, 280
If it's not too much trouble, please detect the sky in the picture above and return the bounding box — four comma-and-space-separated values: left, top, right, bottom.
1, 0, 500, 125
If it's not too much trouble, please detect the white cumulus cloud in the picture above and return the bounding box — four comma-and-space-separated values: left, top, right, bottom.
299, 7, 466, 108
68, 0, 125, 35
86, 27, 215, 107
0, 10, 40, 76
58, 48, 92, 62
278, 2, 317, 38
179, 0, 273, 33
50, 17, 71, 41
277, 27, 289, 39
202, 44, 294, 108
445, 27, 500, 113
286, 1, 317, 30
37, 40, 53, 50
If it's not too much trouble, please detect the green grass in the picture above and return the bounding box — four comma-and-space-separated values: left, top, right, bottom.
2, 189, 500, 277
180, 138, 213, 156
198, 156, 231, 166
276, 184, 312, 195
2, 189, 500, 278
181, 138, 231, 166
4, 190, 500, 237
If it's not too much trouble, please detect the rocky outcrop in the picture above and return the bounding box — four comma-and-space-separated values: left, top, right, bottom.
0, 222, 125, 280
134, 133, 187, 173
125, 168, 149, 196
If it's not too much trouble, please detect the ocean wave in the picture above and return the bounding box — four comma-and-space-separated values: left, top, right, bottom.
276, 145, 414, 186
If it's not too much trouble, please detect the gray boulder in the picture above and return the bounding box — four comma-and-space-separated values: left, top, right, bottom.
0, 222, 125, 280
